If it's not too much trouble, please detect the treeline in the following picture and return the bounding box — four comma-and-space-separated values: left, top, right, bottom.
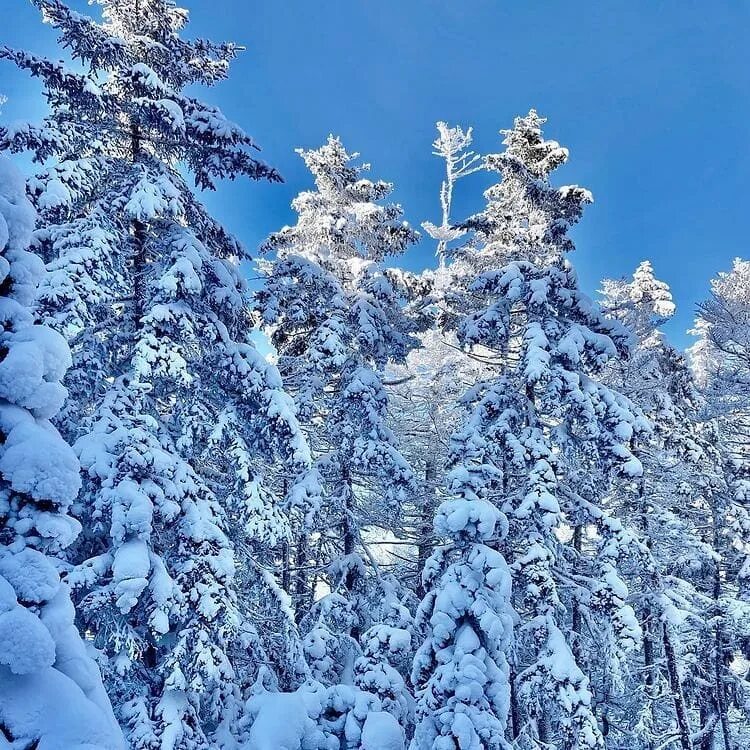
0, 2, 748, 750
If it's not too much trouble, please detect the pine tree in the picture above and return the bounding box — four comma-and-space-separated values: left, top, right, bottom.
0, 154, 123, 749
410, 470, 515, 750
258, 136, 419, 691
689, 259, 750, 750
442, 110, 647, 749
389, 122, 483, 598
601, 262, 707, 750
2, 2, 310, 746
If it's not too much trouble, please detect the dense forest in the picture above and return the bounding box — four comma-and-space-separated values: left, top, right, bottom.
0, 2, 748, 749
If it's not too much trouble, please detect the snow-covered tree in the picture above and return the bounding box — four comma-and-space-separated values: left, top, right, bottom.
421, 121, 482, 274
691, 260, 750, 516
600, 262, 709, 750
2, 2, 311, 746
600, 261, 676, 343
0, 154, 123, 749
5, 5, 748, 744
353, 575, 415, 725
689, 259, 750, 750
387, 122, 483, 596
410, 475, 514, 750
440, 110, 648, 749
388, 328, 482, 599
258, 136, 419, 688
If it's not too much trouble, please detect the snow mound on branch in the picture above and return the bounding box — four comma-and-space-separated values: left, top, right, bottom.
435, 497, 500, 541
0, 663, 123, 750
0, 604, 56, 675
0, 547, 60, 603
361, 711, 404, 750
0, 416, 80, 512
242, 682, 405, 750
244, 689, 324, 750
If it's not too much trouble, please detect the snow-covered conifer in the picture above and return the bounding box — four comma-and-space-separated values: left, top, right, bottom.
688, 259, 750, 749
410, 472, 514, 750
0, 154, 123, 749
389, 122, 484, 596
408, 122, 512, 750
421, 121, 481, 274
258, 137, 419, 685
691, 261, 750, 525
600, 262, 708, 749
441, 110, 648, 749
2, 2, 310, 746
353, 576, 415, 725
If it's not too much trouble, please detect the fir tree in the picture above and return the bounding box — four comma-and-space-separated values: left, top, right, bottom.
2, 2, 310, 746
258, 136, 419, 689
0, 154, 123, 749
443, 110, 647, 749
601, 262, 705, 750
410, 473, 515, 750
690, 259, 750, 750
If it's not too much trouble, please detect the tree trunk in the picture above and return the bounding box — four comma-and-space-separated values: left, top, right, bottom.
294, 534, 308, 625
280, 478, 291, 593
293, 533, 309, 625
571, 524, 583, 663
416, 455, 436, 599
715, 630, 733, 750
536, 710, 550, 747
130, 121, 147, 330
341, 466, 360, 641
641, 600, 657, 750
509, 662, 521, 742
711, 524, 733, 750
699, 703, 716, 750
663, 622, 694, 750
636, 469, 659, 750
342, 482, 356, 588
281, 539, 291, 594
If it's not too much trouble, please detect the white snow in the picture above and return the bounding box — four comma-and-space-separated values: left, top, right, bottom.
361, 711, 404, 750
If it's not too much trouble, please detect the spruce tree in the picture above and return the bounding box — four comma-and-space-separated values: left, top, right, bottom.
409, 470, 515, 750
441, 110, 647, 749
0, 154, 123, 749
690, 259, 750, 750
2, 2, 310, 746
692, 260, 750, 527
601, 262, 707, 750
257, 136, 419, 693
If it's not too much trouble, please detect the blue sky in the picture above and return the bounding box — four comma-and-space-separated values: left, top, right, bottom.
3, 0, 749, 347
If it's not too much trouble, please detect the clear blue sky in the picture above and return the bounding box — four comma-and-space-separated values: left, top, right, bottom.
3, 0, 749, 348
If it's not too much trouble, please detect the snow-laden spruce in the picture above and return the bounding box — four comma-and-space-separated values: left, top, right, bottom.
384, 123, 486, 604
435, 110, 649, 750
0, 155, 124, 749
687, 259, 750, 749
600, 262, 707, 749
257, 136, 419, 706
410, 477, 514, 750
1, 2, 312, 747
600, 260, 750, 749
691, 259, 750, 531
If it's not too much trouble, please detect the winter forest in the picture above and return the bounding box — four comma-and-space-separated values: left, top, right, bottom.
0, 1, 749, 749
